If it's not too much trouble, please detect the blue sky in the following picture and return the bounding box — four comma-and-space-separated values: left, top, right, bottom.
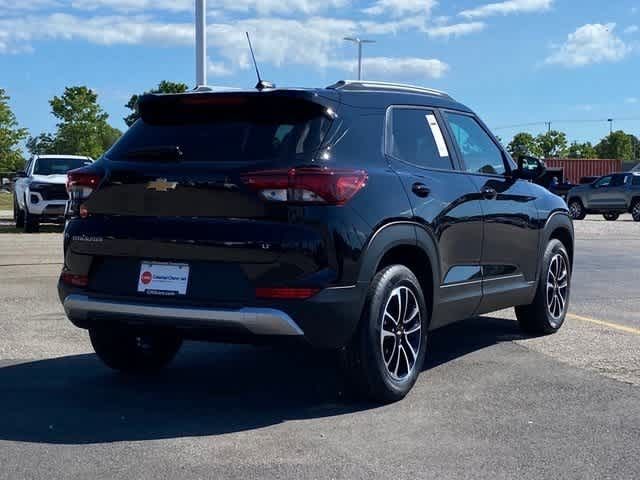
1, 0, 639, 147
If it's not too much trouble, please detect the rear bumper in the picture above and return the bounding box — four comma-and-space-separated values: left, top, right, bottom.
59, 282, 367, 349
64, 294, 303, 336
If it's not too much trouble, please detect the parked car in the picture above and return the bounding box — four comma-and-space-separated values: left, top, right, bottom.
13, 155, 93, 232
58, 81, 574, 403
567, 172, 640, 221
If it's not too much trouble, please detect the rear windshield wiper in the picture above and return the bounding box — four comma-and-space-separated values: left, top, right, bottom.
124, 145, 184, 162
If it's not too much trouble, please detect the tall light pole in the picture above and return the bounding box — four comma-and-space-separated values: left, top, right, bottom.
344, 37, 376, 80
607, 118, 614, 135
195, 0, 207, 87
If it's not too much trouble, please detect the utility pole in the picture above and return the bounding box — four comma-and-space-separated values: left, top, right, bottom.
195, 0, 207, 87
545, 121, 552, 133
343, 37, 376, 80
607, 118, 613, 135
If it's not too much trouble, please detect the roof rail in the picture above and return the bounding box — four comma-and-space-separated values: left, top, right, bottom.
327, 80, 451, 98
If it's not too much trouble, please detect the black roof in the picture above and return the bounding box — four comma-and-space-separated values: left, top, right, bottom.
141, 80, 473, 115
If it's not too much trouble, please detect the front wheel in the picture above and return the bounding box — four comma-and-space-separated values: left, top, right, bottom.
342, 265, 428, 403
568, 199, 586, 220
13, 195, 25, 228
603, 212, 619, 221
632, 199, 640, 222
89, 327, 182, 373
516, 239, 571, 335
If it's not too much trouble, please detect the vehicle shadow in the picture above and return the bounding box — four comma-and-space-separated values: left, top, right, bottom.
0, 315, 527, 445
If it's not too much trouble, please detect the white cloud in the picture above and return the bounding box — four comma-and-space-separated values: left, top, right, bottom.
334, 56, 449, 79
545, 23, 631, 68
624, 25, 639, 35
625, 97, 638, 104
70, 0, 192, 13
460, 0, 553, 19
426, 21, 486, 38
364, 0, 437, 17
207, 59, 233, 76
69, 0, 349, 15
0, 0, 59, 12
0, 8, 454, 81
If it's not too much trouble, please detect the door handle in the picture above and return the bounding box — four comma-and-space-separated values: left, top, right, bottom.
481, 187, 498, 200
412, 183, 430, 198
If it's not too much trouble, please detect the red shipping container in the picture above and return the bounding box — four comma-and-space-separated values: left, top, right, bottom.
544, 159, 623, 184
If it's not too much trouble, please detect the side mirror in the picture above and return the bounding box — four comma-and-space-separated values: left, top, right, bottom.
516, 155, 546, 180
14, 171, 28, 179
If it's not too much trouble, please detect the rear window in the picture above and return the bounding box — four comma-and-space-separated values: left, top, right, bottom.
33, 158, 91, 175
106, 96, 333, 164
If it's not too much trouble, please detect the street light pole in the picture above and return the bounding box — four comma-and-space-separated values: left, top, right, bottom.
344, 37, 376, 80
195, 0, 207, 87
607, 118, 613, 135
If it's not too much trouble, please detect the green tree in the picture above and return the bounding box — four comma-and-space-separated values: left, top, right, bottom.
567, 141, 597, 159
595, 131, 634, 160
629, 135, 640, 161
507, 132, 542, 158
26, 133, 58, 156
124, 80, 189, 127
535, 130, 568, 158
0, 88, 28, 172
49, 86, 121, 158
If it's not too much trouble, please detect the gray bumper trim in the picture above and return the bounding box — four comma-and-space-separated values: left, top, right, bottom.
63, 294, 304, 336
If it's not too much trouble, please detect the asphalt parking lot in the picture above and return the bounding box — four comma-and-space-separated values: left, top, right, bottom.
0, 213, 638, 479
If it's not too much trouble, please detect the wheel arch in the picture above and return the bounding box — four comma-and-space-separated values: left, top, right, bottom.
543, 212, 575, 269
358, 222, 440, 322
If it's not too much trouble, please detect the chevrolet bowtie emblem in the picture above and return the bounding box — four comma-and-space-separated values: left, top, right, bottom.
147, 179, 178, 192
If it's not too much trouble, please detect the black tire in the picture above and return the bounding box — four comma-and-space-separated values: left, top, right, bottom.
342, 265, 428, 403
515, 239, 571, 335
23, 209, 40, 233
632, 199, 640, 222
89, 327, 182, 373
13, 195, 25, 228
568, 199, 586, 220
603, 212, 619, 221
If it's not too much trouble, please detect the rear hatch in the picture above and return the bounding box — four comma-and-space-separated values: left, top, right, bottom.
67, 90, 343, 304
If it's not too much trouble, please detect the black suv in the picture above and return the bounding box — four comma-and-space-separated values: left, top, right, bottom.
59, 81, 574, 403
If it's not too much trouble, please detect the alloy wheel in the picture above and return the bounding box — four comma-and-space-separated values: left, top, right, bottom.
546, 253, 569, 321
569, 201, 582, 219
633, 202, 640, 221
380, 286, 422, 381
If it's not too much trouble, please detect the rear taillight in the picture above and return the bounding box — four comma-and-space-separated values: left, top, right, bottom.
255, 287, 320, 300
67, 170, 102, 218
60, 272, 89, 287
66, 171, 101, 197
241, 168, 367, 205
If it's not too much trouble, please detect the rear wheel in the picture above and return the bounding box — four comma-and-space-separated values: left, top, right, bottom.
632, 199, 640, 222
89, 327, 182, 373
568, 199, 586, 220
342, 265, 428, 403
516, 239, 571, 335
13, 195, 25, 228
603, 212, 619, 221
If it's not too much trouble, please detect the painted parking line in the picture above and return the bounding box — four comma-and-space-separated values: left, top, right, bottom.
568, 313, 640, 336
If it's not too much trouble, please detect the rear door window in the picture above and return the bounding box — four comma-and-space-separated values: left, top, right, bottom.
610, 174, 627, 187
386, 107, 453, 170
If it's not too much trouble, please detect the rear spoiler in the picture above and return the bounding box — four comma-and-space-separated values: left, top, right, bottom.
138, 90, 340, 125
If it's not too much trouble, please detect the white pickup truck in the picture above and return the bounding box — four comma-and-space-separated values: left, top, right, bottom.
13, 155, 93, 232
